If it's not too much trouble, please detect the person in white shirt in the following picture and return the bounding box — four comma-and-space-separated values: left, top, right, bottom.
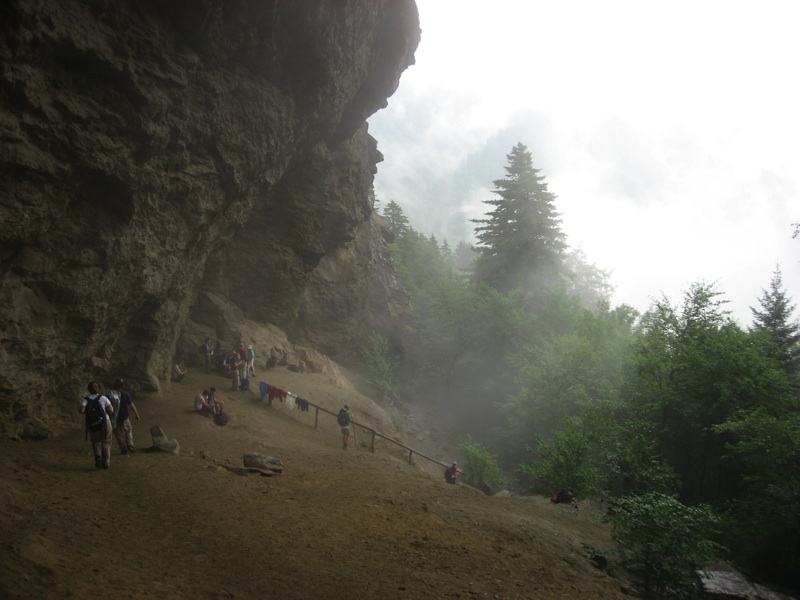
79, 381, 114, 469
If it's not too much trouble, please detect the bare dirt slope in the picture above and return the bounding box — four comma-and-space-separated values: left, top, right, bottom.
0, 368, 632, 600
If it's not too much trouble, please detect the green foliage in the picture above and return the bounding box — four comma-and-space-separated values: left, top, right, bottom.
412, 277, 521, 401
605, 493, 722, 599
458, 436, 506, 492
589, 407, 679, 497
518, 419, 601, 496
713, 408, 800, 578
503, 296, 636, 455
624, 282, 791, 503
564, 247, 615, 310
359, 332, 395, 400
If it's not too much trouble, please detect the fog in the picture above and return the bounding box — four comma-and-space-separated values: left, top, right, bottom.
369, 0, 800, 324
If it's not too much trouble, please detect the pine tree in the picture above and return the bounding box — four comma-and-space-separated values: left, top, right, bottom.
383, 200, 410, 240
750, 266, 800, 381
471, 142, 567, 294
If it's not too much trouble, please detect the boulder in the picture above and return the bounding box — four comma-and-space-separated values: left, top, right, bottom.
147, 426, 180, 454
242, 452, 284, 475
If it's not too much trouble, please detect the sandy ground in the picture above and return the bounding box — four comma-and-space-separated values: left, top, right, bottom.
0, 367, 633, 600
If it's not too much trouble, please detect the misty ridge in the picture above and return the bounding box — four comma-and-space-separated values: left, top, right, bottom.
368, 140, 800, 594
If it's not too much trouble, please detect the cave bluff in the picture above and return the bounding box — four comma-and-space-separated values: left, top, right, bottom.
0, 0, 419, 438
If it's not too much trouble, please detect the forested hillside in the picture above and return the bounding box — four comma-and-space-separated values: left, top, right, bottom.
371, 142, 800, 597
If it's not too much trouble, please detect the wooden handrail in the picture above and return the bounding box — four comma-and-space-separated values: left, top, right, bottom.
288, 397, 453, 470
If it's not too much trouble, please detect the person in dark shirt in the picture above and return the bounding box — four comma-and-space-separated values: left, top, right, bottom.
444, 461, 459, 484
111, 378, 140, 455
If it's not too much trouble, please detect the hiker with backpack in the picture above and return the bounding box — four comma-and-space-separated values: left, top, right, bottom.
444, 461, 460, 484
338, 404, 353, 450
79, 381, 115, 469
110, 378, 140, 455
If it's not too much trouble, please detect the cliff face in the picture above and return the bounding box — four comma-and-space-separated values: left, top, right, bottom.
0, 0, 419, 438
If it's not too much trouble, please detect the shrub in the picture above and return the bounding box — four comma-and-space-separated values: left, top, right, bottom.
458, 436, 506, 492
604, 492, 722, 599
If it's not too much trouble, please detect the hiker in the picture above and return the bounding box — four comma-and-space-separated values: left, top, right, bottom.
201, 338, 214, 373
195, 388, 221, 416
79, 381, 114, 469
172, 361, 187, 382
444, 461, 459, 484
338, 404, 352, 450
209, 387, 224, 414
111, 378, 140, 455
230, 353, 242, 390
236, 342, 248, 381
246, 344, 256, 377
551, 489, 575, 504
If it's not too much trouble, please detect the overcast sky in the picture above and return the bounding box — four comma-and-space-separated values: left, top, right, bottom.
367, 0, 800, 325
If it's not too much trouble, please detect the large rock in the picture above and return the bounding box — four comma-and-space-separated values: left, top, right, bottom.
0, 0, 419, 438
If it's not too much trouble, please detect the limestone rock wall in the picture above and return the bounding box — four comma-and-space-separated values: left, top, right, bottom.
0, 0, 419, 438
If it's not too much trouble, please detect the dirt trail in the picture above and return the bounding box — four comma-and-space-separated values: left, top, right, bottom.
0, 367, 631, 599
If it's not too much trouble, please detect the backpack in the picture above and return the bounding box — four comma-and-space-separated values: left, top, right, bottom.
85, 396, 106, 432
106, 390, 121, 428
199, 342, 206, 354
337, 409, 350, 427
213, 410, 229, 426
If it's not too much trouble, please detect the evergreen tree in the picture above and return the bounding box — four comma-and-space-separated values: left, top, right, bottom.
440, 238, 453, 265
454, 240, 476, 272
472, 143, 567, 294
383, 200, 410, 239
750, 266, 800, 382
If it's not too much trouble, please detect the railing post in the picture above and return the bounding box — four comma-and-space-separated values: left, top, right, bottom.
314, 407, 319, 429
408, 450, 413, 465
371, 430, 375, 453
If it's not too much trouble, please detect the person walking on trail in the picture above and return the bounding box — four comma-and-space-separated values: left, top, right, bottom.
79, 381, 114, 469
338, 404, 353, 450
444, 461, 459, 484
111, 378, 140, 455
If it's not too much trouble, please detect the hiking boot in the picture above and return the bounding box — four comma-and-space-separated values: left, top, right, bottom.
94, 457, 102, 468
127, 446, 135, 454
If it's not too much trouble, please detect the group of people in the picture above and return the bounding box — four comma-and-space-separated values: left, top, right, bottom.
226, 342, 256, 391
79, 379, 140, 469
201, 339, 256, 392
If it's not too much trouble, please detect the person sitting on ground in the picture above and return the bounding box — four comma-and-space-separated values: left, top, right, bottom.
194, 389, 214, 415
208, 387, 224, 414
444, 461, 459, 484
172, 361, 187, 382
